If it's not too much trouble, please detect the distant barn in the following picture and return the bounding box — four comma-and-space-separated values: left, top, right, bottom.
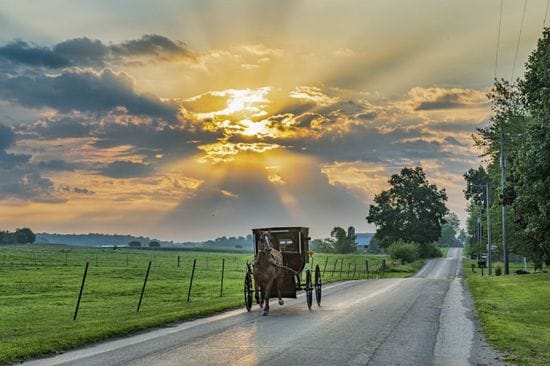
355, 233, 374, 252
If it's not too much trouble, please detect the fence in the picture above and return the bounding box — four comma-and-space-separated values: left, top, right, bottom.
0, 246, 390, 321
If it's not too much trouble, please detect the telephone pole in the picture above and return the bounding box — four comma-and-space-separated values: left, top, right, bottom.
500, 123, 509, 275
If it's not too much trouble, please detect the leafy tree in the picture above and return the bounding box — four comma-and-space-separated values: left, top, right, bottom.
366, 167, 448, 249
437, 213, 460, 247
330, 226, 357, 253
148, 241, 160, 247
15, 228, 36, 244
128, 240, 142, 248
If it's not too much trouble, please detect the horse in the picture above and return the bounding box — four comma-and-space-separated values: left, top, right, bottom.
253, 230, 285, 316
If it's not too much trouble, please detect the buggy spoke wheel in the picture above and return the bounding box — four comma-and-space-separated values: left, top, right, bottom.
244, 270, 253, 311
315, 264, 322, 306
305, 269, 313, 310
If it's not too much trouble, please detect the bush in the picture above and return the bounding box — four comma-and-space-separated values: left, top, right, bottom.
419, 243, 443, 259
388, 241, 419, 264
494, 262, 504, 276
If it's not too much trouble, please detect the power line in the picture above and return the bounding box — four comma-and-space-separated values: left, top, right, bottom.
494, 0, 504, 80
511, 0, 528, 80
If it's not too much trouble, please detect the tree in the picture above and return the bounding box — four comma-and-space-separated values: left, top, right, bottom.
366, 167, 448, 248
148, 241, 160, 248
437, 213, 460, 247
330, 226, 357, 253
15, 228, 36, 244
128, 240, 142, 248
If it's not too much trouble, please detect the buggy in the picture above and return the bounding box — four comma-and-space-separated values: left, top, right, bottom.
244, 227, 322, 311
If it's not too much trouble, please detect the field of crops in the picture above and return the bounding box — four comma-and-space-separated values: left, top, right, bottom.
0, 244, 422, 364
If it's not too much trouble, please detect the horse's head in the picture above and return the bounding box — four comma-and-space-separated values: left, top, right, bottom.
257, 231, 274, 262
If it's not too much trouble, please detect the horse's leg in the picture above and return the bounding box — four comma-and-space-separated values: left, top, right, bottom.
277, 275, 284, 305
263, 278, 274, 316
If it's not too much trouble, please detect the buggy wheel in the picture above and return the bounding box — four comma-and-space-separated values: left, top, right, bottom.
314, 264, 322, 306
305, 269, 313, 310
244, 269, 253, 311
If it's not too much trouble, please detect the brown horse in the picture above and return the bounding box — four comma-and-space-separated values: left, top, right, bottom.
253, 231, 285, 316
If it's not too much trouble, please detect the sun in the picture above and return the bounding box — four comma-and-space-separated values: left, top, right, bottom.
241, 119, 269, 136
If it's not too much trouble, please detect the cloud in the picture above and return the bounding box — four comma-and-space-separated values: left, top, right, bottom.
409, 87, 487, 111
98, 160, 154, 178
0, 123, 31, 168
37, 159, 76, 171
0, 68, 179, 119
0, 35, 194, 69
0, 40, 71, 68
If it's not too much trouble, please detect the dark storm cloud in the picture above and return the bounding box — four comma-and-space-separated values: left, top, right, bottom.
21, 116, 94, 139
444, 136, 465, 146
0, 34, 194, 69
98, 161, 154, 178
0, 68, 178, 119
0, 40, 71, 68
37, 159, 76, 171
53, 38, 108, 67
0, 123, 31, 168
413, 91, 487, 111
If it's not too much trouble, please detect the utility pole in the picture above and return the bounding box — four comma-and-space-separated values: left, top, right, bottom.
500, 123, 509, 275
486, 183, 492, 276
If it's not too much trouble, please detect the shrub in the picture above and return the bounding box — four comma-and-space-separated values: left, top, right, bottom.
419, 243, 443, 259
494, 262, 504, 276
388, 241, 419, 264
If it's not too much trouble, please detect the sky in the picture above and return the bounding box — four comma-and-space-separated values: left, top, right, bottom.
0, 0, 548, 241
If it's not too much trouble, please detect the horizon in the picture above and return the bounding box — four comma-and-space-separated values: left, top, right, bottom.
1, 0, 548, 242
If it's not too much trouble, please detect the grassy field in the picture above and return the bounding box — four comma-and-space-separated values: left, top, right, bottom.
0, 244, 421, 364
463, 259, 550, 365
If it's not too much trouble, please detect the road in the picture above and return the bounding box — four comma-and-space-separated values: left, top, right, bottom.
24, 248, 502, 366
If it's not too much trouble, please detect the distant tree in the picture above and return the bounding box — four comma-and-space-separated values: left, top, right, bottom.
128, 240, 142, 248
310, 238, 335, 253
457, 229, 467, 246
366, 167, 448, 249
15, 228, 36, 244
463, 166, 489, 206
148, 241, 160, 248
437, 213, 460, 247
330, 226, 357, 253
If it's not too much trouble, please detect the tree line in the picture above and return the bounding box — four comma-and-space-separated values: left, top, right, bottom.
0, 228, 36, 245
464, 28, 550, 270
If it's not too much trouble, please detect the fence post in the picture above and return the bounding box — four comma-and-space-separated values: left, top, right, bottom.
339, 258, 344, 278
347, 263, 351, 277
137, 261, 152, 312
73, 262, 89, 320
34, 252, 37, 266
381, 259, 386, 278
220, 258, 225, 297
95, 254, 98, 267
331, 259, 338, 278
322, 257, 329, 275
206, 256, 209, 269
177, 255, 180, 268
353, 264, 357, 279
187, 259, 197, 302
365, 259, 369, 279
65, 253, 68, 266
127, 254, 129, 266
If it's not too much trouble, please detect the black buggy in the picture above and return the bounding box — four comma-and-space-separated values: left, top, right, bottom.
244, 226, 322, 311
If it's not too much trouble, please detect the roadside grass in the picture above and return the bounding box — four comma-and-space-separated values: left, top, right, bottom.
463, 259, 550, 365
0, 244, 421, 364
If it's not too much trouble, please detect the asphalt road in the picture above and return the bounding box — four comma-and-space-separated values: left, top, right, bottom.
24, 248, 502, 366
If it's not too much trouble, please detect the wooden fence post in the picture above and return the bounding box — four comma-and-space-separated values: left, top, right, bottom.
339, 259, 344, 278
136, 261, 152, 312
331, 259, 338, 278
322, 257, 329, 275
365, 259, 369, 279
73, 262, 89, 320
220, 258, 225, 297
187, 259, 197, 302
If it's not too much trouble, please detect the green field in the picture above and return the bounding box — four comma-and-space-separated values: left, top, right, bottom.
0, 244, 421, 364
464, 259, 550, 365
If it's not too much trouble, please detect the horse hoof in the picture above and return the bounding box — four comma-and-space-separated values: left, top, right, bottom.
278, 299, 284, 306
262, 310, 269, 316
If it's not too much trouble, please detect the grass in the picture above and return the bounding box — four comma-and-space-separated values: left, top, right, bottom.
463, 258, 550, 365
0, 244, 422, 364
